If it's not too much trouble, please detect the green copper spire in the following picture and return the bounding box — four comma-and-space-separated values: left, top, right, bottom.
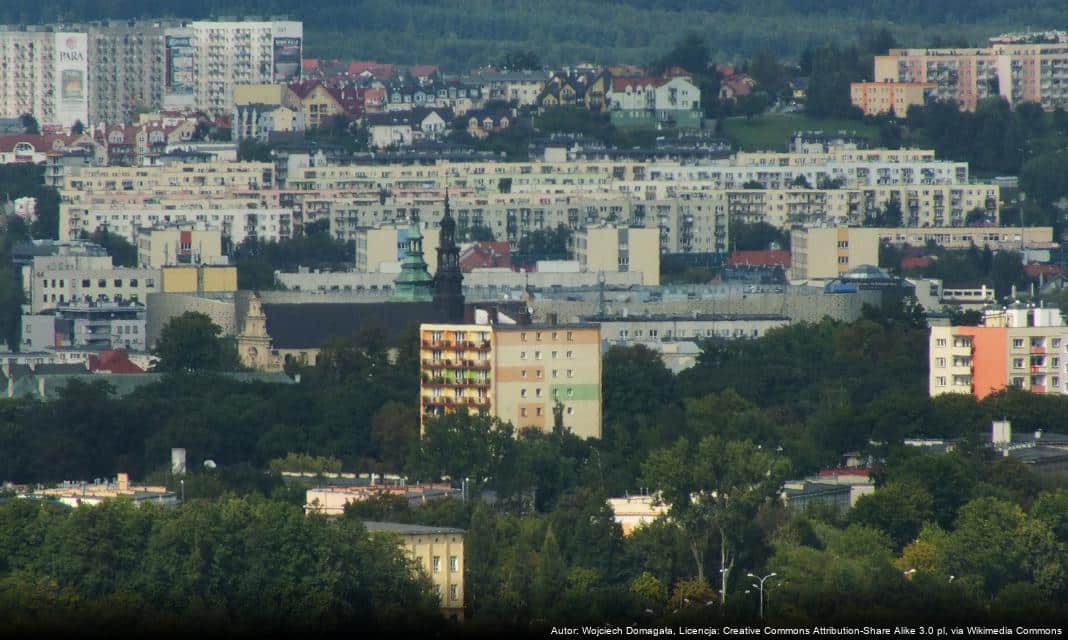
392, 221, 435, 302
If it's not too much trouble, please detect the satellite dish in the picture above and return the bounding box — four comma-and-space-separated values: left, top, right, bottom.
203, 460, 217, 469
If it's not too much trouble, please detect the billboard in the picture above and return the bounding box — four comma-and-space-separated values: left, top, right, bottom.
273, 37, 302, 83
165, 34, 195, 96
53, 33, 88, 128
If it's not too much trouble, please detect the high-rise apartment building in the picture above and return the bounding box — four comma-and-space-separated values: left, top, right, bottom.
0, 29, 88, 128
419, 321, 602, 439
929, 307, 1068, 399
164, 21, 302, 115
873, 32, 1068, 111
85, 22, 168, 125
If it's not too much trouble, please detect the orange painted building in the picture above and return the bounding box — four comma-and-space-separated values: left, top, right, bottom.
930, 308, 1068, 399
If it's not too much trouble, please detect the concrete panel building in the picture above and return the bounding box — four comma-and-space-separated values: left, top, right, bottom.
135, 224, 225, 268
362, 522, 465, 621
356, 225, 440, 275
929, 308, 1068, 399
419, 321, 602, 439
574, 225, 661, 286
850, 81, 936, 116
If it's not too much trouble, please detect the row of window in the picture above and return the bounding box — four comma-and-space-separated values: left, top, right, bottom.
520, 369, 574, 380
42, 293, 138, 304
433, 584, 461, 601
520, 405, 575, 417
520, 385, 576, 398
618, 328, 763, 338
430, 555, 460, 573
42, 278, 155, 289
519, 350, 574, 360
520, 330, 575, 342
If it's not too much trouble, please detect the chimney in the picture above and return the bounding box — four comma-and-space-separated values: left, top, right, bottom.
992, 420, 1012, 446
117, 473, 130, 493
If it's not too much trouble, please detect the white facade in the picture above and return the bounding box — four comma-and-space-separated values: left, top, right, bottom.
25, 253, 160, 314
62, 205, 293, 246
654, 76, 701, 111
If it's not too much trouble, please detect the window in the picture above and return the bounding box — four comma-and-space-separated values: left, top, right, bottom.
936, 377, 946, 387
535, 388, 542, 397
520, 408, 527, 417
1012, 377, 1025, 388
552, 331, 558, 340
449, 556, 458, 572
567, 331, 574, 341
82, 279, 90, 287
520, 351, 527, 360
838, 256, 849, 264
1013, 338, 1025, 348
98, 279, 107, 287
1054, 376, 1061, 387
552, 351, 558, 359
1054, 338, 1062, 348
1013, 358, 1024, 368
536, 407, 542, 416
935, 358, 946, 368
521, 388, 527, 398
114, 279, 122, 287
566, 351, 574, 359
535, 351, 542, 360
837, 240, 849, 248
536, 370, 543, 379
567, 369, 574, 378
567, 387, 574, 397
129, 279, 138, 287
435, 584, 442, 597
536, 332, 542, 341
146, 279, 155, 288
521, 332, 527, 341
432, 556, 441, 573
936, 338, 947, 347
521, 370, 527, 379
552, 369, 558, 378
567, 407, 574, 415
1055, 357, 1061, 368
449, 584, 459, 600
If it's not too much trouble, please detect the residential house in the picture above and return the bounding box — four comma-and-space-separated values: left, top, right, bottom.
465, 107, 514, 139
535, 71, 611, 112
607, 72, 702, 129
289, 80, 346, 129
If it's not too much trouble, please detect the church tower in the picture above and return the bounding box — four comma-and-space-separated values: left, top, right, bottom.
392, 218, 435, 302
434, 192, 465, 321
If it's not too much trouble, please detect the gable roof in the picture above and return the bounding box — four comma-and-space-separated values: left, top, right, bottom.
261, 302, 450, 349
611, 76, 660, 92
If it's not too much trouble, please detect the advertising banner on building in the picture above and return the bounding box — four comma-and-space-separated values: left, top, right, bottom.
53, 33, 88, 128
165, 34, 195, 95
273, 37, 302, 83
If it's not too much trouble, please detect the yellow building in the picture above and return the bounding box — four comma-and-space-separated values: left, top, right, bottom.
574, 225, 661, 286
234, 84, 301, 110
160, 265, 238, 294
135, 225, 225, 268
790, 226, 1055, 280
356, 225, 440, 274
419, 322, 602, 439
362, 521, 465, 621
850, 81, 936, 116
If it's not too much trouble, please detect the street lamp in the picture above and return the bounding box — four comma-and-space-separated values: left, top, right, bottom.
747, 572, 777, 620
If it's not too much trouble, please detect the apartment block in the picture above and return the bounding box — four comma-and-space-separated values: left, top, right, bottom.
86, 22, 168, 125
134, 224, 224, 268
790, 226, 1050, 280
22, 301, 147, 352
362, 522, 464, 621
874, 32, 1068, 111
929, 308, 1068, 398
850, 81, 936, 116
574, 225, 661, 286
419, 322, 602, 439
164, 21, 303, 116
25, 251, 160, 313
790, 227, 881, 280
0, 29, 88, 128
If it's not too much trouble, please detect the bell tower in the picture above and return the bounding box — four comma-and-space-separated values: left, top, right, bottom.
434, 191, 465, 321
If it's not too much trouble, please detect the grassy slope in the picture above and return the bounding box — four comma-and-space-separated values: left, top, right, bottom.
721, 115, 880, 152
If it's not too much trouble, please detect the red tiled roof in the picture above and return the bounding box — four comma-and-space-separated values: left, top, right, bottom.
611, 76, 660, 92
901, 256, 932, 271
726, 249, 791, 268
408, 64, 439, 78
347, 61, 393, 78
1025, 263, 1063, 280
302, 59, 320, 71
460, 241, 512, 272
88, 350, 144, 374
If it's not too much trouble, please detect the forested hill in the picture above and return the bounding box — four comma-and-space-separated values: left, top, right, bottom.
2, 0, 1067, 67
